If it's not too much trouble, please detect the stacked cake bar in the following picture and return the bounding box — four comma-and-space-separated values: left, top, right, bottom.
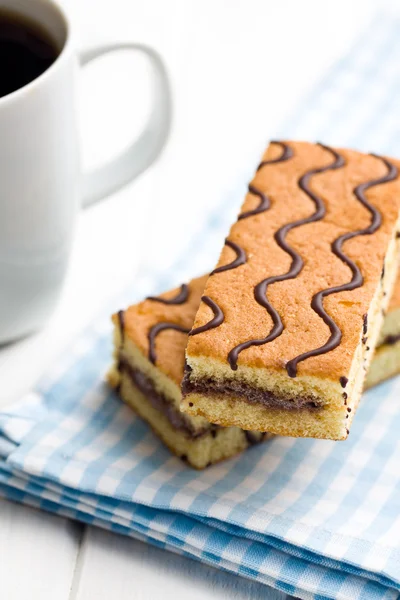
108, 276, 268, 469
109, 140, 400, 466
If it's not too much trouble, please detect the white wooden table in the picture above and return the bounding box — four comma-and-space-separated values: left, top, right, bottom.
0, 1, 377, 597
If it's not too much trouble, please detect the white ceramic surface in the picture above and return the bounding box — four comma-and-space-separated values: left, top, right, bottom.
0, 0, 171, 344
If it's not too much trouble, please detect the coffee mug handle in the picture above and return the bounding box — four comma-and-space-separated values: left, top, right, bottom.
79, 43, 171, 208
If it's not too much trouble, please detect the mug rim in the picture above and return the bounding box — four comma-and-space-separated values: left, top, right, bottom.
0, 0, 72, 107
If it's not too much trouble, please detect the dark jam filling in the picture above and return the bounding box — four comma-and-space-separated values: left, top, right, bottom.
118, 357, 217, 439
181, 373, 323, 411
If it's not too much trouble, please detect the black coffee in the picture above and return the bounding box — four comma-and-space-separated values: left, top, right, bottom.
0, 9, 59, 98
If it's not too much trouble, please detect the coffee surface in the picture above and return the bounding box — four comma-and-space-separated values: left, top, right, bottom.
0, 9, 59, 98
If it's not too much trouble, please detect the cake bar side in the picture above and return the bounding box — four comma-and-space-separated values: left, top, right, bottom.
109, 282, 269, 468
365, 339, 400, 389
108, 363, 267, 469
378, 275, 400, 344
111, 306, 212, 437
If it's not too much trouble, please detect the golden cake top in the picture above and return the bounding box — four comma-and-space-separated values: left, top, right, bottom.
186, 141, 400, 381
113, 275, 206, 386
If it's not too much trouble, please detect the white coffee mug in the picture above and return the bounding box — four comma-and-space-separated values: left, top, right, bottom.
0, 0, 171, 344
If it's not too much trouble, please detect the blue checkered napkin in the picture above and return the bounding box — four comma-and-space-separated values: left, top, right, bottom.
2, 11, 400, 600
1, 358, 400, 600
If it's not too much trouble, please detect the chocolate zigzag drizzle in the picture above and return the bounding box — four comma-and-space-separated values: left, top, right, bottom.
147, 283, 189, 305
257, 140, 294, 171
189, 296, 224, 336
239, 184, 270, 221
228, 143, 346, 371
238, 141, 293, 220
148, 322, 190, 364
286, 154, 398, 377
211, 239, 246, 275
